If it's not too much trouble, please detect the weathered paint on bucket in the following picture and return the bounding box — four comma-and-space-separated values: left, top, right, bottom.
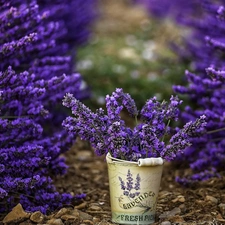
106, 153, 163, 225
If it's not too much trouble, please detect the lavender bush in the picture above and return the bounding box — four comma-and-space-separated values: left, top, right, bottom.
140, 0, 225, 184
38, 0, 96, 48
63, 88, 206, 162
136, 0, 201, 19
0, 0, 95, 213
173, 1, 225, 184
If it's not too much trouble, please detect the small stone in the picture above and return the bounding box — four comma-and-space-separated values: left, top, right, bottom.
205, 195, 218, 204
93, 217, 101, 223
158, 191, 172, 199
219, 203, 225, 216
161, 221, 171, 225
88, 205, 102, 211
216, 213, 223, 220
61, 214, 79, 221
158, 191, 172, 203
75, 202, 88, 209
76, 151, 92, 161
97, 222, 114, 225
170, 215, 185, 223
47, 218, 64, 225
89, 203, 100, 206
55, 208, 70, 218
172, 195, 185, 203
83, 220, 94, 225
159, 207, 181, 219
195, 199, 204, 204
179, 204, 186, 210
3, 203, 30, 224
72, 209, 80, 217
98, 201, 105, 206
30, 211, 45, 223
221, 194, 225, 202
92, 194, 99, 200
79, 211, 93, 220
19, 222, 33, 225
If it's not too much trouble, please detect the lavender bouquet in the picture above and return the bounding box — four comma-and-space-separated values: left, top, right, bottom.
63, 88, 206, 162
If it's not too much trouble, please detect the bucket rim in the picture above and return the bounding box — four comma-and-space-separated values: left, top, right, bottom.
106, 153, 164, 166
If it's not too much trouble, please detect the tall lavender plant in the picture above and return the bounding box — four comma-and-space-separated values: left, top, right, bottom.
38, 0, 96, 48
0, 0, 95, 213
136, 0, 202, 20
173, 1, 225, 184
141, 0, 225, 184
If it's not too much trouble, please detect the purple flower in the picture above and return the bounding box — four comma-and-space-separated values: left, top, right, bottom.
106, 88, 138, 123
63, 88, 206, 161
75, 193, 87, 199
0, 188, 7, 198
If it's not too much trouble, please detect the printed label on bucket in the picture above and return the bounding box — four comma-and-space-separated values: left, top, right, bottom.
112, 212, 155, 224
107, 161, 163, 225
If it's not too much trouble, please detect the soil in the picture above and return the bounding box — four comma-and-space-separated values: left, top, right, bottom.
2, 0, 225, 224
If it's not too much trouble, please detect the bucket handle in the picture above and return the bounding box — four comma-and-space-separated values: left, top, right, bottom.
106, 153, 163, 166
138, 157, 163, 166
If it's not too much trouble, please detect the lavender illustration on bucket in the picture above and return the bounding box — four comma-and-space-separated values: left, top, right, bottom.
118, 169, 156, 213
119, 169, 140, 198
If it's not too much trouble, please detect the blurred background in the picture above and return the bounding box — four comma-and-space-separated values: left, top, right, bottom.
76, 0, 189, 109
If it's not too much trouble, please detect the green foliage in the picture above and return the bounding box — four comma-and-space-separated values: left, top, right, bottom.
76, 21, 189, 110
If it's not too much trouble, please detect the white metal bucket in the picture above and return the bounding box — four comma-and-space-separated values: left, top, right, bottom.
106, 153, 163, 225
